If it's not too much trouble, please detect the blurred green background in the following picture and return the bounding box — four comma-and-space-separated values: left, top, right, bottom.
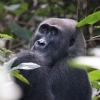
0, 0, 100, 52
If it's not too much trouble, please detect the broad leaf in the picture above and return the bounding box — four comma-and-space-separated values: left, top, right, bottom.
4, 4, 20, 11
88, 48, 100, 57
92, 81, 100, 89
11, 3, 28, 15
88, 70, 100, 82
68, 57, 91, 71
3, 57, 17, 70
76, 11, 100, 27
7, 22, 30, 40
0, 34, 12, 39
69, 57, 100, 70
11, 62, 40, 71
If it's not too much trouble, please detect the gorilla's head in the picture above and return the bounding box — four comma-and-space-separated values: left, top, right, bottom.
30, 18, 86, 64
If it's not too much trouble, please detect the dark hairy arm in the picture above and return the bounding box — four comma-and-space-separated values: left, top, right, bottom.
12, 50, 54, 100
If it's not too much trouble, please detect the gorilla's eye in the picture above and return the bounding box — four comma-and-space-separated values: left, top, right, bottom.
41, 28, 47, 33
52, 30, 57, 35
39, 24, 49, 34
51, 28, 58, 35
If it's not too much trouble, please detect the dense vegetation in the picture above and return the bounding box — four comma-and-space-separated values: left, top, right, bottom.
0, 0, 100, 100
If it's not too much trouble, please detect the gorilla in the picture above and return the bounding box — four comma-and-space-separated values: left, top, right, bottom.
12, 18, 92, 100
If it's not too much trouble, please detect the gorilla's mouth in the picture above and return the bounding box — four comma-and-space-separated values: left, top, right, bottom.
31, 43, 46, 53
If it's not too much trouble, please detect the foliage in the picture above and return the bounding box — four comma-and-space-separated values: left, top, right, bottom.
69, 50, 100, 100
7, 22, 30, 40
69, 12, 100, 99
76, 11, 100, 27
0, 0, 100, 100
0, 34, 12, 39
0, 48, 11, 62
1, 56, 40, 85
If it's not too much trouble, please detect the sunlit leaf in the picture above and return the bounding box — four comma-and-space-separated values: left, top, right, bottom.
89, 48, 100, 57
92, 81, 100, 89
11, 62, 40, 71
11, 70, 30, 85
92, 96, 98, 100
88, 70, 100, 82
0, 34, 12, 39
3, 57, 17, 70
69, 57, 100, 70
76, 11, 100, 27
68, 57, 91, 71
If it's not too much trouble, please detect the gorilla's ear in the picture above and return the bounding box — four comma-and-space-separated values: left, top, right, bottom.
68, 28, 86, 58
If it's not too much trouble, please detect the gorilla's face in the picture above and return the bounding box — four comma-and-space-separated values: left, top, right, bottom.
32, 23, 62, 52
30, 18, 76, 62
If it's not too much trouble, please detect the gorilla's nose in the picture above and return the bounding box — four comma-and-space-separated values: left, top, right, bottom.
34, 39, 47, 50
37, 39, 46, 47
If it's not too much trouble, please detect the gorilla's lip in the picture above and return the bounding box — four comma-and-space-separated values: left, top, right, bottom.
32, 45, 46, 53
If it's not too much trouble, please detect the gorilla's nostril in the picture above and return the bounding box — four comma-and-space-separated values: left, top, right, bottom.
37, 39, 46, 47
32, 39, 47, 51
38, 40, 45, 46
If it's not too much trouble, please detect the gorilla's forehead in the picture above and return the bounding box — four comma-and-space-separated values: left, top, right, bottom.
40, 18, 77, 30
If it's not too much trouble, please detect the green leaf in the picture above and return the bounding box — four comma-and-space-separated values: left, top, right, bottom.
1, 57, 30, 85
2, 48, 11, 54
0, 33, 12, 39
11, 62, 40, 71
76, 11, 100, 27
68, 57, 100, 71
68, 59, 91, 71
11, 70, 30, 85
0, 48, 11, 55
88, 70, 100, 82
91, 81, 100, 89
7, 22, 30, 40
92, 96, 98, 100
4, 4, 20, 11
0, 55, 6, 62
11, 3, 28, 15
3, 57, 17, 70
35, 8, 49, 15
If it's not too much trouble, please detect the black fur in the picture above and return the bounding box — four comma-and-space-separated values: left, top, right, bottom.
12, 18, 92, 100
